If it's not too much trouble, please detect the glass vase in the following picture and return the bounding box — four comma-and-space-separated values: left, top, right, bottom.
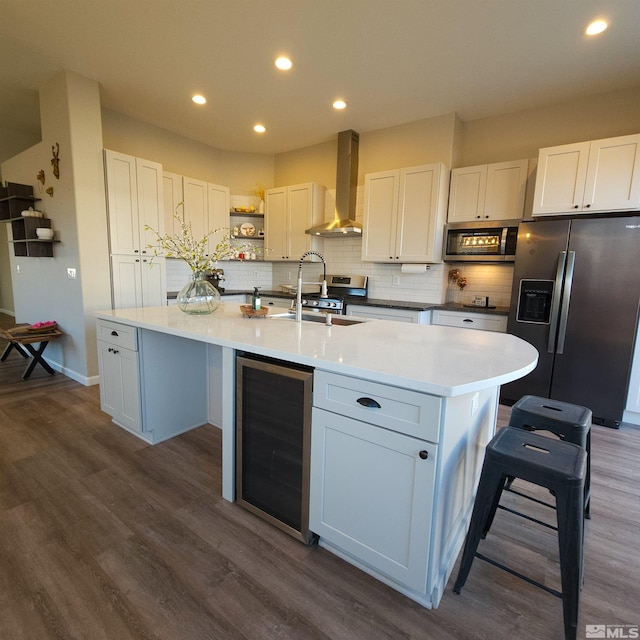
177, 271, 221, 315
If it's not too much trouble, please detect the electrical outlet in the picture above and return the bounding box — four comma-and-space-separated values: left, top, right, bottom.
392, 276, 400, 286
253, 271, 259, 279
287, 272, 292, 281
16, 264, 20, 274
67, 267, 77, 279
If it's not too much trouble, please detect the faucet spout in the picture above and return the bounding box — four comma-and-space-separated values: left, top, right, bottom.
296, 251, 327, 322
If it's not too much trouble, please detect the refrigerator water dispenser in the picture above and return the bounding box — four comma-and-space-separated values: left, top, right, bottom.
516, 280, 554, 324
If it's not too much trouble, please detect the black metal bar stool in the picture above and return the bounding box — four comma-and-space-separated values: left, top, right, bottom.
509, 395, 592, 518
454, 427, 587, 640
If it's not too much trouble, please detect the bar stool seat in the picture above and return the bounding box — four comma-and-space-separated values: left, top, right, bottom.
510, 395, 592, 518
454, 427, 587, 640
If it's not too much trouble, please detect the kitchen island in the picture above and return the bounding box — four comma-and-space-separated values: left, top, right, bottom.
96, 302, 537, 609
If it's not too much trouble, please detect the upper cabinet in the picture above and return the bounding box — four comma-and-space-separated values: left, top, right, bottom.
362, 163, 449, 263
265, 182, 325, 261
104, 150, 164, 255
532, 133, 640, 216
447, 159, 529, 223
165, 172, 230, 256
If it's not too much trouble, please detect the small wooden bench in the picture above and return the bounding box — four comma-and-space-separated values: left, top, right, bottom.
0, 324, 63, 380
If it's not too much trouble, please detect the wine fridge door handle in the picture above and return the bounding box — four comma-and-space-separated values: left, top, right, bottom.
556, 250, 575, 355
547, 251, 567, 354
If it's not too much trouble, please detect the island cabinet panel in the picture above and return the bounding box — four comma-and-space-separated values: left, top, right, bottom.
346, 304, 431, 324
533, 133, 640, 215
310, 369, 499, 608
313, 370, 440, 441
96, 320, 208, 444
310, 409, 436, 592
362, 163, 449, 263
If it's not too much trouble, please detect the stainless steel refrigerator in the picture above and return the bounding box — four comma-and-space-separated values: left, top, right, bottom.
500, 216, 640, 427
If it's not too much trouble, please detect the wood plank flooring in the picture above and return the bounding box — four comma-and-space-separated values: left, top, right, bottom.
1, 312, 639, 639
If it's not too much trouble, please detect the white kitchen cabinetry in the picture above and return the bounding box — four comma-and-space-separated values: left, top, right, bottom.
97, 319, 208, 444
447, 159, 529, 223
182, 176, 230, 256
533, 133, 640, 216
311, 409, 436, 591
104, 150, 166, 309
362, 163, 449, 263
346, 304, 431, 324
265, 183, 325, 261
97, 320, 141, 433
111, 254, 166, 309
261, 295, 291, 309
105, 150, 164, 255
431, 309, 507, 332
310, 370, 498, 607
163, 171, 184, 236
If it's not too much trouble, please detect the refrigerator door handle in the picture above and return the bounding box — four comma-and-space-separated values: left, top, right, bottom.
547, 251, 567, 354
556, 250, 575, 355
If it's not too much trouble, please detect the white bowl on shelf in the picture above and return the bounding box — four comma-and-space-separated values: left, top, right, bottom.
35, 228, 54, 240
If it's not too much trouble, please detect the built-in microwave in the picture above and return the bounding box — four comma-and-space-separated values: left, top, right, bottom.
444, 220, 519, 262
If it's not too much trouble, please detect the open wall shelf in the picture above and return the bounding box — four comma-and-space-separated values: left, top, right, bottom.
1, 182, 58, 257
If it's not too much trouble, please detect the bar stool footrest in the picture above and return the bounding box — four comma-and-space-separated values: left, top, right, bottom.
475, 552, 563, 599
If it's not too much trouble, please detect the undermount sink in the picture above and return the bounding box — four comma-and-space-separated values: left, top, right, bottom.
269, 311, 365, 326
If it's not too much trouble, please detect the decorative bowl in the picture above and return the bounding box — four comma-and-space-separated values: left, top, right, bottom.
36, 228, 54, 240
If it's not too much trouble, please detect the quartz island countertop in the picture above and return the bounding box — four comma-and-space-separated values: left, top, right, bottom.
97, 302, 536, 398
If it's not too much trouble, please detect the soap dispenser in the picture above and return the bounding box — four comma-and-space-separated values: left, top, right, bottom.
251, 287, 261, 311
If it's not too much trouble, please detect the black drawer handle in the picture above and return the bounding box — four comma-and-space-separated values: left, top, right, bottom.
110, 330, 119, 336
357, 397, 381, 409
419, 450, 429, 460
463, 319, 474, 323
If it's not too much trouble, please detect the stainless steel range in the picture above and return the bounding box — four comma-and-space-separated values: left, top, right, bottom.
300, 274, 368, 315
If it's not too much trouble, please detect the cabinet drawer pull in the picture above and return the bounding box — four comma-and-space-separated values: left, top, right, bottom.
463, 318, 474, 323
110, 330, 119, 336
419, 450, 429, 460
357, 397, 381, 409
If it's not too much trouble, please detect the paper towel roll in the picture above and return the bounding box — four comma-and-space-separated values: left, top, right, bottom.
400, 264, 430, 274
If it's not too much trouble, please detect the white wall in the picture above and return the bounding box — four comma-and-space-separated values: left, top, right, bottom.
1, 71, 111, 383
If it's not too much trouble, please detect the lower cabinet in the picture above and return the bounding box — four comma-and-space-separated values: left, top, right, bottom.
431, 309, 507, 332
97, 319, 208, 443
310, 409, 436, 591
97, 325, 141, 433
309, 369, 499, 608
346, 304, 431, 324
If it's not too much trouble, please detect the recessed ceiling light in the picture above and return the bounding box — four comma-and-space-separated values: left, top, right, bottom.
253, 124, 267, 133
275, 56, 293, 71
192, 94, 207, 105
586, 19, 608, 35
333, 99, 347, 110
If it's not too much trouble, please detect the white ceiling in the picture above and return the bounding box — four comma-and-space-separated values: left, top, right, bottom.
1, 0, 639, 155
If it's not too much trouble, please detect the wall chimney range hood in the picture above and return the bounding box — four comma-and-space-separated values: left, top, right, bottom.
305, 129, 363, 237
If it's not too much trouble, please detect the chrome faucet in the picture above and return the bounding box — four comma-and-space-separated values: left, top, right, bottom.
296, 251, 328, 322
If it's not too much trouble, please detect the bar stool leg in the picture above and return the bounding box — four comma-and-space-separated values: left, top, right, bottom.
555, 483, 585, 640
454, 463, 505, 594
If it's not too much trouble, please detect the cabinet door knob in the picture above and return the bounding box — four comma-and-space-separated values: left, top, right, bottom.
574, 205, 579, 209
357, 397, 381, 409
585, 203, 591, 208
419, 450, 429, 460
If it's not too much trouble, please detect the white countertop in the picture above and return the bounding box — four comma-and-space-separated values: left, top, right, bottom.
97, 303, 538, 397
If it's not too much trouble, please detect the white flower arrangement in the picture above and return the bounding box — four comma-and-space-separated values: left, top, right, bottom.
146, 204, 258, 273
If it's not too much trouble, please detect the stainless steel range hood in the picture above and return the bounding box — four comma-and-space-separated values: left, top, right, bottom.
305, 129, 363, 237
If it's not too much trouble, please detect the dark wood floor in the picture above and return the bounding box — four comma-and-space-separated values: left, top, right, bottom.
1, 313, 638, 639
